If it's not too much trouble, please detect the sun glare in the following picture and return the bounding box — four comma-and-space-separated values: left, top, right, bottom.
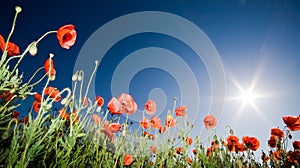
238, 90, 257, 105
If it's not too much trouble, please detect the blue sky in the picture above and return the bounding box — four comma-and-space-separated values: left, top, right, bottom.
1, 0, 300, 156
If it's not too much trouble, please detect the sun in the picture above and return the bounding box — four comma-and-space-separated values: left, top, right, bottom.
238, 90, 257, 105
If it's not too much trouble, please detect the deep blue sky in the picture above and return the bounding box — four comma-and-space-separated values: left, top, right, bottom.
1, 0, 300, 155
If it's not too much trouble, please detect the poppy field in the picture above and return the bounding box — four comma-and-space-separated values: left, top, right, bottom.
1, 6, 300, 168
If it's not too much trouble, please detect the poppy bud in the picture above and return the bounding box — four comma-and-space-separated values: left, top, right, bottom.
15, 6, 22, 13
29, 42, 38, 56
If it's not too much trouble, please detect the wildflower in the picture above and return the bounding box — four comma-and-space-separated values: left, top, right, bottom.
95, 96, 104, 106
44, 86, 61, 102
236, 143, 246, 152
186, 136, 193, 145
272, 150, 284, 161
268, 135, 277, 148
282, 115, 300, 131
293, 140, 300, 150
44, 58, 56, 77
287, 151, 300, 163
56, 24, 77, 49
262, 151, 270, 163
145, 100, 156, 115
0, 90, 14, 102
107, 97, 122, 115
206, 147, 212, 156
165, 115, 176, 128
109, 123, 122, 133
100, 121, 114, 143
32, 100, 41, 113
118, 93, 138, 114
242, 136, 260, 151
58, 108, 70, 120
0, 34, 20, 56
82, 97, 88, 107
159, 126, 166, 134
34, 93, 42, 102
150, 116, 161, 129
226, 135, 239, 152
92, 114, 102, 125
175, 105, 187, 117
22, 116, 29, 125
187, 157, 193, 164
150, 145, 157, 154
71, 110, 79, 124
145, 133, 155, 140
203, 114, 217, 129
10, 111, 19, 118
271, 128, 284, 140
123, 154, 133, 166
140, 116, 150, 129
175, 147, 185, 154
211, 140, 219, 150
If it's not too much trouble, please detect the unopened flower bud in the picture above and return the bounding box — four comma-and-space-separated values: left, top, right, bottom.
15, 6, 22, 13
96, 106, 101, 112
72, 71, 78, 81
49, 53, 54, 58
61, 98, 68, 105
29, 42, 38, 56
49, 74, 56, 81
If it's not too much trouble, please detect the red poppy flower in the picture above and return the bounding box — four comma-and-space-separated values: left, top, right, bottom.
273, 150, 284, 161
95, 96, 104, 106
148, 133, 155, 140
165, 115, 176, 128
159, 126, 166, 134
100, 121, 114, 143
175, 105, 187, 117
145, 100, 156, 115
44, 58, 56, 77
268, 135, 277, 148
11, 111, 20, 118
211, 140, 219, 150
288, 151, 300, 163
175, 147, 185, 154
32, 100, 41, 113
226, 135, 239, 152
0, 34, 20, 56
206, 147, 212, 156
71, 111, 79, 124
282, 115, 300, 131
236, 143, 246, 152
44, 86, 61, 102
242, 136, 260, 151
150, 145, 157, 154
150, 116, 161, 129
118, 93, 138, 115
22, 116, 29, 125
56, 24, 77, 49
92, 114, 102, 125
107, 97, 122, 115
58, 108, 70, 120
123, 154, 133, 166
226, 135, 239, 144
186, 136, 193, 145
82, 97, 88, 107
271, 128, 284, 140
203, 114, 217, 129
109, 123, 122, 133
34, 93, 42, 102
293, 140, 300, 150
0, 90, 14, 102
140, 116, 150, 129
